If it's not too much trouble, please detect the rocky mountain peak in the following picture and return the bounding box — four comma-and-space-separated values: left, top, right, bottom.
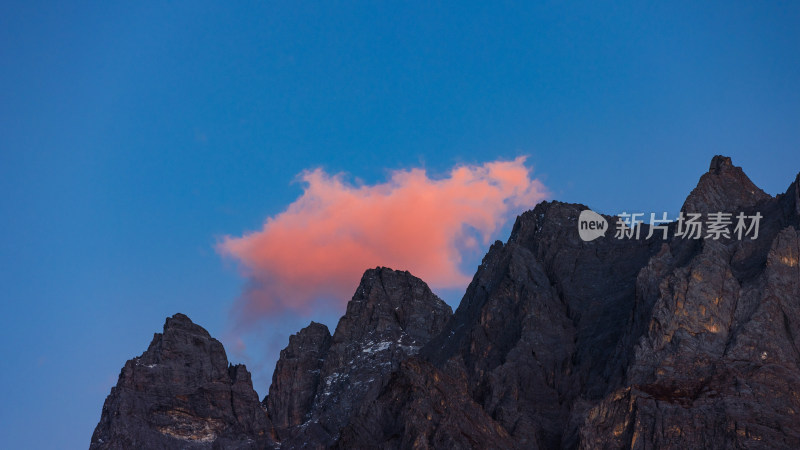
265, 322, 331, 436
162, 312, 201, 332
708, 154, 733, 173
333, 267, 452, 344
268, 267, 453, 447
508, 200, 588, 250
90, 314, 275, 449
682, 155, 770, 214
93, 156, 800, 449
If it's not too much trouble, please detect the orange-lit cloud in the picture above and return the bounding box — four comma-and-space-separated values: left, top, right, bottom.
218, 157, 548, 322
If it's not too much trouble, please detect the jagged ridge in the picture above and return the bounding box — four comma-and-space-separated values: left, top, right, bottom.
93, 156, 800, 449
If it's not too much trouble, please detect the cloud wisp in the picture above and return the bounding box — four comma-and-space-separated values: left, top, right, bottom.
218, 157, 548, 324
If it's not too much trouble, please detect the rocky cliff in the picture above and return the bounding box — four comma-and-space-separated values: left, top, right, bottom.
90, 313, 276, 449
93, 156, 800, 449
268, 267, 453, 448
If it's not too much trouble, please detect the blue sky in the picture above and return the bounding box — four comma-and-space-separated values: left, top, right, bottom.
1, 1, 799, 448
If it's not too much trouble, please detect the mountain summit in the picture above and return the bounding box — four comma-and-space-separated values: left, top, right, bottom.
93, 156, 800, 449
90, 314, 276, 449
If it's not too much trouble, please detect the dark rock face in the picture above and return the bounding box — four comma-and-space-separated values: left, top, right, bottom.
682, 155, 771, 215
267, 267, 453, 448
337, 358, 515, 449
582, 231, 800, 448
93, 156, 800, 449
90, 314, 275, 450
579, 159, 800, 449
418, 200, 665, 449
363, 156, 799, 449
423, 237, 577, 449
265, 321, 331, 438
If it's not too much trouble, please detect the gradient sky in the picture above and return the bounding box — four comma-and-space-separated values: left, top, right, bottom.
2, 1, 799, 448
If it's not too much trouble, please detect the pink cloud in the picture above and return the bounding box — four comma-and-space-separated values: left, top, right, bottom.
218, 157, 548, 322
